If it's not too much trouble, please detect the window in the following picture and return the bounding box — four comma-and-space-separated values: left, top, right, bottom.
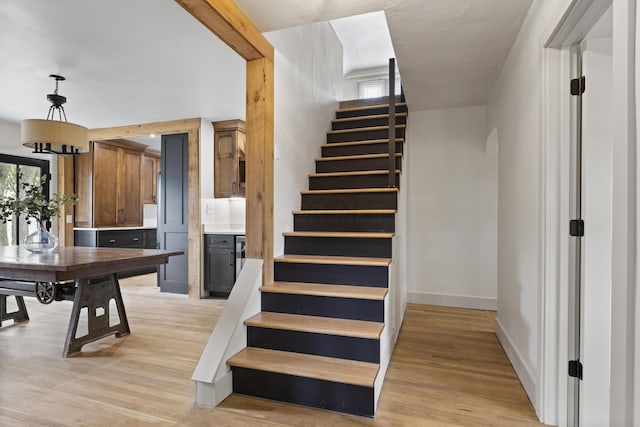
358, 78, 387, 99
357, 77, 402, 99
0, 154, 50, 246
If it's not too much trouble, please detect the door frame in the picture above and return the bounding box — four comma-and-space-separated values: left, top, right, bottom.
89, 118, 203, 297
543, 0, 636, 425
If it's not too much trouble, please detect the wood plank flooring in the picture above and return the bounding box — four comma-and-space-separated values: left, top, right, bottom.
0, 274, 543, 426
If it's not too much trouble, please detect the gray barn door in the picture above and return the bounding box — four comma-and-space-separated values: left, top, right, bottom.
158, 133, 188, 294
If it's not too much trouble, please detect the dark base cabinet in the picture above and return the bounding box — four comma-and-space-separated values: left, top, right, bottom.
74, 228, 157, 278
204, 234, 244, 298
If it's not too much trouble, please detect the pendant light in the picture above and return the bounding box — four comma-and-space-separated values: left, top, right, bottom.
21, 74, 89, 155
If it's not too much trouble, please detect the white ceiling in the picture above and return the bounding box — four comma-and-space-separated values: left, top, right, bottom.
235, 0, 533, 110
0, 0, 533, 136
0, 0, 246, 130
329, 11, 395, 76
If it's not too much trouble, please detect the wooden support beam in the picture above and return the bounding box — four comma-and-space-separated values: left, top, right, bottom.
246, 57, 274, 284
88, 118, 202, 141
175, 0, 274, 62
56, 155, 75, 247
187, 127, 203, 298
177, 0, 276, 288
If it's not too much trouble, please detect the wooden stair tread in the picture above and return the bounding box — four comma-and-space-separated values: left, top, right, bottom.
315, 153, 402, 162
244, 312, 384, 339
336, 102, 407, 113
227, 347, 379, 387
275, 254, 391, 266
262, 281, 388, 300
293, 209, 396, 215
332, 112, 407, 123
283, 231, 394, 238
302, 188, 397, 195
322, 138, 403, 148
328, 125, 406, 135
309, 170, 401, 178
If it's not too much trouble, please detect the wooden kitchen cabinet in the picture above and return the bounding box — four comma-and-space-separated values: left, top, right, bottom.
74, 139, 145, 228
213, 119, 246, 198
142, 149, 160, 204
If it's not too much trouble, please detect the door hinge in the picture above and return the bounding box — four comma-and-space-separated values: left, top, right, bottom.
571, 76, 585, 95
568, 360, 583, 380
570, 219, 584, 237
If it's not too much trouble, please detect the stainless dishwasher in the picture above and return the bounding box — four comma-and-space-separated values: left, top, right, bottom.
235, 235, 246, 278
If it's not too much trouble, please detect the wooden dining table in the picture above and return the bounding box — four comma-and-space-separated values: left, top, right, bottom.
0, 246, 182, 357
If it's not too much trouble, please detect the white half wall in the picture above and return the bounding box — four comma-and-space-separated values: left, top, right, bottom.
406, 106, 498, 311
265, 22, 343, 257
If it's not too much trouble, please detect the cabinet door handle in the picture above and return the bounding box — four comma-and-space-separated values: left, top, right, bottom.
109, 239, 116, 244
229, 251, 234, 265
132, 237, 140, 242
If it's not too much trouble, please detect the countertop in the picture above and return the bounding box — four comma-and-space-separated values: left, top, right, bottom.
74, 226, 157, 231
203, 224, 245, 235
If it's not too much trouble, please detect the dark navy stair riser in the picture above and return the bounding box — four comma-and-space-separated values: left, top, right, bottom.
332, 115, 406, 131
309, 173, 400, 190
336, 104, 408, 119
261, 292, 384, 322
274, 262, 389, 287
247, 327, 380, 363
301, 192, 397, 210
230, 98, 407, 418
284, 236, 392, 258
316, 156, 402, 173
322, 141, 403, 157
327, 128, 405, 143
232, 368, 375, 418
294, 213, 395, 233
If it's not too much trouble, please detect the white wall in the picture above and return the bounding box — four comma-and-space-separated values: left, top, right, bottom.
265, 22, 343, 256
405, 106, 497, 310
487, 0, 573, 415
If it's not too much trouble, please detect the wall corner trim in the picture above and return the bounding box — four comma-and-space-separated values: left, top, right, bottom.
407, 291, 497, 311
495, 317, 538, 410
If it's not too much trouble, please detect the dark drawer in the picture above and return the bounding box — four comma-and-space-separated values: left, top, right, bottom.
98, 230, 145, 248
205, 234, 234, 248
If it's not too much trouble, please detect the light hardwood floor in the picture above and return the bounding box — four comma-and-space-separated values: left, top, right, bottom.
0, 274, 544, 426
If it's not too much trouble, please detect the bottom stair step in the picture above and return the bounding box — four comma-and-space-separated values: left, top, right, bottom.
228, 347, 378, 417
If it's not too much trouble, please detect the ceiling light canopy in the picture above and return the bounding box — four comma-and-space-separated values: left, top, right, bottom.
21, 74, 89, 155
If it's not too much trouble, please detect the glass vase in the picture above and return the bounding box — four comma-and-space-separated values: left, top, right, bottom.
23, 222, 58, 253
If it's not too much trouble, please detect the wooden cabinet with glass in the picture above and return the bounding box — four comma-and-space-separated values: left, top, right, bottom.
142, 149, 160, 204
74, 139, 145, 228
213, 119, 246, 198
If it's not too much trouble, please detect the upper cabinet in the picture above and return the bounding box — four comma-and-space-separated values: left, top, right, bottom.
213, 119, 246, 198
142, 149, 161, 204
74, 139, 146, 228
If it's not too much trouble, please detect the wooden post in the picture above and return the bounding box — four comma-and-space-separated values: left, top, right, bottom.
57, 155, 75, 246
176, 0, 275, 286
245, 57, 274, 284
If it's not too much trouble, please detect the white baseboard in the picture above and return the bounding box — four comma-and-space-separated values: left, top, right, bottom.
407, 291, 497, 311
495, 317, 537, 409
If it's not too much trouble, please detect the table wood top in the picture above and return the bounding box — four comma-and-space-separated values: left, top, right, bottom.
0, 246, 183, 282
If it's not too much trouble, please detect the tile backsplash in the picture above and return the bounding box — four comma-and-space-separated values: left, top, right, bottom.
201, 198, 246, 226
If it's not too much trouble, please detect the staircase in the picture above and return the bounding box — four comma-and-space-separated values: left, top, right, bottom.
227, 97, 408, 417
